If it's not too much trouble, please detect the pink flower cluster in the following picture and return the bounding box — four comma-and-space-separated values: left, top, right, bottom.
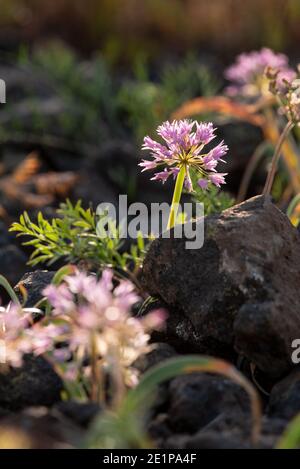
0, 270, 165, 392
140, 119, 228, 191
225, 48, 296, 97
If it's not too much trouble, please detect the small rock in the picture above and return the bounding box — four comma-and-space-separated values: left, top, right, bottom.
0, 355, 63, 411
142, 196, 300, 377
165, 373, 250, 435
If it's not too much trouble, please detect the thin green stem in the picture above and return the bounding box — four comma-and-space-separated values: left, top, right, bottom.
263, 120, 295, 196
167, 165, 186, 230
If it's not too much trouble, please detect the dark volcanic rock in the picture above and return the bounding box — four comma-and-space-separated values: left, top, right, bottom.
149, 372, 287, 449
0, 356, 63, 411
148, 373, 252, 449
142, 195, 300, 377
166, 373, 250, 434
14, 270, 55, 307
151, 408, 286, 449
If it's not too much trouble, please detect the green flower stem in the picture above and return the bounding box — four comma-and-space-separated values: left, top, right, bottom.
263, 120, 295, 196
167, 165, 186, 230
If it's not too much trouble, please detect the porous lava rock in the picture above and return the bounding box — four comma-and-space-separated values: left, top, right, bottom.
142, 195, 300, 377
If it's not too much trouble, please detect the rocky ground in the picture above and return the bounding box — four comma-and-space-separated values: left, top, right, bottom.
0, 196, 300, 448
0, 55, 297, 449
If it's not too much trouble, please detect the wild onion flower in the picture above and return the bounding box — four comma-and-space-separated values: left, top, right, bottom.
140, 119, 228, 228
42, 270, 165, 402
225, 48, 296, 98
0, 270, 165, 404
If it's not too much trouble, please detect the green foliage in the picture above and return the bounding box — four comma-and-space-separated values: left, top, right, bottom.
9, 42, 120, 143
34, 43, 118, 133
10, 200, 146, 277
10, 44, 222, 157
185, 169, 234, 215
118, 81, 162, 143
191, 185, 235, 215
160, 54, 220, 107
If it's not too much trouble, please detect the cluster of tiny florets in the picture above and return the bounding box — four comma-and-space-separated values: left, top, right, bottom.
0, 270, 165, 388
140, 119, 228, 191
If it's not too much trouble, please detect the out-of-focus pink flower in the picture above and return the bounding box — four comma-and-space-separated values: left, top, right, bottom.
42, 269, 166, 388
225, 48, 296, 98
1, 269, 167, 396
43, 283, 74, 315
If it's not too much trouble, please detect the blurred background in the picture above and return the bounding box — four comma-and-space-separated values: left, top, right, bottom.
1, 0, 300, 61
0, 0, 299, 286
